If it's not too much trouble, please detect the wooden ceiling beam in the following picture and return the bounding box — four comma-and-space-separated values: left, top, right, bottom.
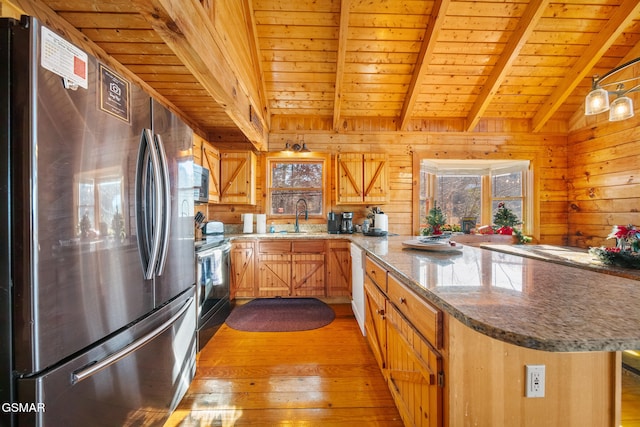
399, 0, 450, 132
243, 0, 271, 132
465, 0, 550, 132
130, 0, 267, 150
332, 0, 350, 132
531, 0, 640, 132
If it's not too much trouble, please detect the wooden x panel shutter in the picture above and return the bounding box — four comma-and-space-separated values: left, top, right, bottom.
220, 151, 256, 204
363, 153, 388, 203
202, 144, 220, 203
337, 153, 363, 203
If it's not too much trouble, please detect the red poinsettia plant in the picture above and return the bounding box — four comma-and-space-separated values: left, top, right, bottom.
589, 224, 640, 268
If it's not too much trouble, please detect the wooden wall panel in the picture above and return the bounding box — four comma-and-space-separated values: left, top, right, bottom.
567, 115, 640, 248
205, 123, 569, 244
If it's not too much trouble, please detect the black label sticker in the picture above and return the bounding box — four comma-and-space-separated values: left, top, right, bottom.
99, 64, 130, 123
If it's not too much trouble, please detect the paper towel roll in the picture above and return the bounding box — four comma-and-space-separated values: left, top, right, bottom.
374, 213, 388, 232
256, 214, 267, 234
242, 213, 253, 233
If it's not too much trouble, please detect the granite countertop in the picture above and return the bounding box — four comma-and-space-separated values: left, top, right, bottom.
228, 232, 640, 353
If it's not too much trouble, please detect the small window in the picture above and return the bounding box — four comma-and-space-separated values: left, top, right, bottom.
491, 171, 523, 223
266, 153, 330, 218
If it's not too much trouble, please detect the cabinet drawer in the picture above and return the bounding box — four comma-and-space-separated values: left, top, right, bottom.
232, 240, 254, 249
292, 240, 325, 253
365, 257, 387, 292
259, 240, 292, 253
387, 274, 443, 349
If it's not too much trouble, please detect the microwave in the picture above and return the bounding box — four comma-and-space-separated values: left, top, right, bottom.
193, 164, 210, 204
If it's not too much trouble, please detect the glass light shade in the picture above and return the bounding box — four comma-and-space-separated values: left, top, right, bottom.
609, 96, 634, 121
585, 87, 610, 115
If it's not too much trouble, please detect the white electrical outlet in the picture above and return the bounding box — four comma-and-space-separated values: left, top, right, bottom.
525, 364, 545, 398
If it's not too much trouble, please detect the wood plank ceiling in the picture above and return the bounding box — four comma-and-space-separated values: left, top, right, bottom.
7, 0, 640, 147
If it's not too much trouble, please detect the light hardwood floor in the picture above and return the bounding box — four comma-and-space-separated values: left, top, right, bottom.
164, 304, 402, 426
165, 304, 640, 427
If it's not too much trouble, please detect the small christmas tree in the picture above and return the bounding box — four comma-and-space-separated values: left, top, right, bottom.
79, 212, 92, 238
493, 202, 520, 228
425, 202, 447, 235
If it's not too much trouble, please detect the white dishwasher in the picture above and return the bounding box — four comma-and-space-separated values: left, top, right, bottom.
350, 243, 366, 335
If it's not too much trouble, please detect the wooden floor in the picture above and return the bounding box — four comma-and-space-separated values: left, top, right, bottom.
164, 304, 402, 426
165, 303, 640, 427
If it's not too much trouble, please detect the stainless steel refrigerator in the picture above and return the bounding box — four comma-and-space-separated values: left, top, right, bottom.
1, 16, 197, 426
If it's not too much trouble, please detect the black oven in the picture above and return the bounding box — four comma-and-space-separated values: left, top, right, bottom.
195, 238, 232, 350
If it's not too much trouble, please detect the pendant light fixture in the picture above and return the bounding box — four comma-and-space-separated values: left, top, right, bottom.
585, 57, 640, 121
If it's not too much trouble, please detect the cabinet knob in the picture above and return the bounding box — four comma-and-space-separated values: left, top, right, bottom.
377, 309, 385, 316
399, 297, 406, 304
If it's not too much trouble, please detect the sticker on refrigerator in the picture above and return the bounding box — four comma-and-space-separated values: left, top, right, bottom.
98, 64, 131, 123
40, 26, 88, 89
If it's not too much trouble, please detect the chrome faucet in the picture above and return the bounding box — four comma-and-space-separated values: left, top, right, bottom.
294, 198, 308, 233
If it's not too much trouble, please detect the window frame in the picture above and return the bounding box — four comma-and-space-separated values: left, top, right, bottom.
416, 158, 532, 235
264, 152, 331, 221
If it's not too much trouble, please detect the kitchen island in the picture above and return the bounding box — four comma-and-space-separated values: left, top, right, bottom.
229, 232, 638, 426
350, 235, 640, 352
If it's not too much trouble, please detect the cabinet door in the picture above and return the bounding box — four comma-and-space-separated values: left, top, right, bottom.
364, 278, 387, 373
220, 151, 256, 204
292, 253, 325, 297
230, 241, 256, 298
202, 142, 220, 203
386, 304, 442, 427
336, 153, 363, 204
326, 240, 351, 297
258, 254, 291, 297
363, 153, 388, 203
193, 134, 204, 166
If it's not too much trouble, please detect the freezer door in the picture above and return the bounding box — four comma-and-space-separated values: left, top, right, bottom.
10, 20, 155, 374
151, 99, 195, 306
17, 289, 196, 427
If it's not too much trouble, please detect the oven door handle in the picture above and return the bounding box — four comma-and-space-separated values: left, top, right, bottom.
196, 242, 231, 259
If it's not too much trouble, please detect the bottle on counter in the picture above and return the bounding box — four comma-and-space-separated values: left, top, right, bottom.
269, 222, 276, 233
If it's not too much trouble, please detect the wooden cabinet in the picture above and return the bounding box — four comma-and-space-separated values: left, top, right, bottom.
386, 304, 442, 427
292, 253, 325, 296
220, 150, 256, 204
336, 153, 388, 204
193, 134, 204, 166
257, 241, 291, 297
230, 240, 256, 298
364, 270, 387, 372
363, 255, 443, 427
192, 135, 221, 203
257, 240, 326, 297
326, 240, 351, 297
230, 239, 352, 299
202, 142, 221, 203
388, 274, 443, 349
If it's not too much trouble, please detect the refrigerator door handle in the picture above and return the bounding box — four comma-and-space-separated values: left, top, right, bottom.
154, 133, 171, 276
136, 128, 163, 280
71, 297, 194, 384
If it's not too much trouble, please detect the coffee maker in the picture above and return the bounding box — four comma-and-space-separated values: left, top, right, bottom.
327, 212, 341, 234
340, 212, 354, 234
